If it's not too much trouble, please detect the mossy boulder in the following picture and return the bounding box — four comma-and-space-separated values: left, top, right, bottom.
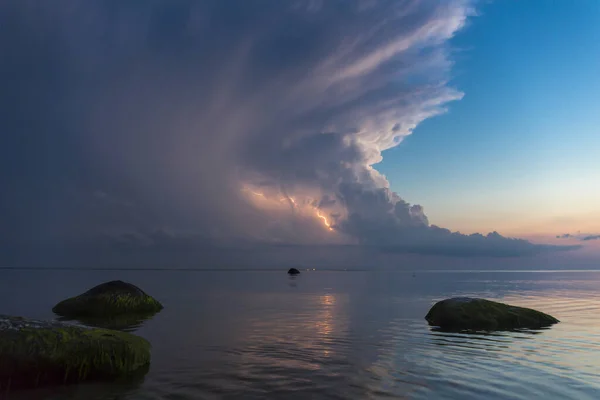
0, 315, 151, 389
52, 280, 163, 319
288, 268, 300, 275
425, 297, 559, 332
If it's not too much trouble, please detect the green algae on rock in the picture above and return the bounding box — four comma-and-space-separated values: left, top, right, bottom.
425, 297, 559, 332
52, 280, 163, 318
0, 315, 150, 389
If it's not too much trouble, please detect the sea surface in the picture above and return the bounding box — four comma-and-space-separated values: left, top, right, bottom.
1, 269, 600, 400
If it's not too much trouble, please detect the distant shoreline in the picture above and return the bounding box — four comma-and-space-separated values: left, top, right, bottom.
1, 267, 600, 273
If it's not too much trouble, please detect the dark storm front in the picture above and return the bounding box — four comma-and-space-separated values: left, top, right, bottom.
1, 269, 599, 400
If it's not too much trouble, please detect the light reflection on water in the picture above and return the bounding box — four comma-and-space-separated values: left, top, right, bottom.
1, 270, 600, 399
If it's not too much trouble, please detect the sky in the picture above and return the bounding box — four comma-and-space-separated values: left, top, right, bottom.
0, 0, 598, 268
376, 1, 600, 245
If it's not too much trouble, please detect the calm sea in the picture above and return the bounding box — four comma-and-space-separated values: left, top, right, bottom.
2, 269, 600, 400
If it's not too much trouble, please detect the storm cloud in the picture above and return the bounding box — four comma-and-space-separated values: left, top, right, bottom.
0, 0, 574, 266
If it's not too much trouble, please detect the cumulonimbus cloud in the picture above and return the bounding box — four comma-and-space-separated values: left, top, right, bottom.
0, 0, 577, 265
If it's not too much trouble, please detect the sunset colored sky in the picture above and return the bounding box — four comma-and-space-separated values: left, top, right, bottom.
377, 1, 600, 244
1, 0, 598, 267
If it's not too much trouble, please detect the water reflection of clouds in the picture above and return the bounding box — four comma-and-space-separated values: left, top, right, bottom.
423, 289, 600, 398
356, 319, 429, 399
5, 270, 600, 399
231, 292, 349, 379
316, 294, 335, 355
499, 291, 600, 381
232, 291, 431, 398
182, 276, 600, 399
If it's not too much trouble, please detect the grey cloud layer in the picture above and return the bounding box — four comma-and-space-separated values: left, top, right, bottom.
0, 0, 576, 265
557, 233, 600, 242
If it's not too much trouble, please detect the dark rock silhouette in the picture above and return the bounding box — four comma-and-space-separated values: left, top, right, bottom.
0, 315, 150, 389
287, 268, 301, 275
53, 280, 163, 318
425, 297, 559, 332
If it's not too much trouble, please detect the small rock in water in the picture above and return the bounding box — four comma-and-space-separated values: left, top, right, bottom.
425, 297, 559, 331
52, 280, 163, 318
287, 268, 301, 275
0, 315, 150, 389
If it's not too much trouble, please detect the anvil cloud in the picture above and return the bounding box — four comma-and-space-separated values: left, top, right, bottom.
0, 0, 575, 266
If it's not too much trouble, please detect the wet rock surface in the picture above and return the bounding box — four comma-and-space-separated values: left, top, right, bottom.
52, 281, 163, 318
425, 297, 559, 331
0, 315, 151, 389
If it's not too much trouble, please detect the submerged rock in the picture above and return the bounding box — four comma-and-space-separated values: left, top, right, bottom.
425, 297, 559, 331
56, 312, 157, 333
287, 268, 300, 275
0, 315, 150, 389
52, 280, 163, 318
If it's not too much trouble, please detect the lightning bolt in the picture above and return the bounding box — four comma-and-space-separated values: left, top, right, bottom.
316, 209, 333, 231
243, 187, 333, 232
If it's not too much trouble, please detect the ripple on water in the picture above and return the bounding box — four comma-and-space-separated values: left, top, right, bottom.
141, 284, 600, 400
3, 270, 600, 399
416, 290, 600, 400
